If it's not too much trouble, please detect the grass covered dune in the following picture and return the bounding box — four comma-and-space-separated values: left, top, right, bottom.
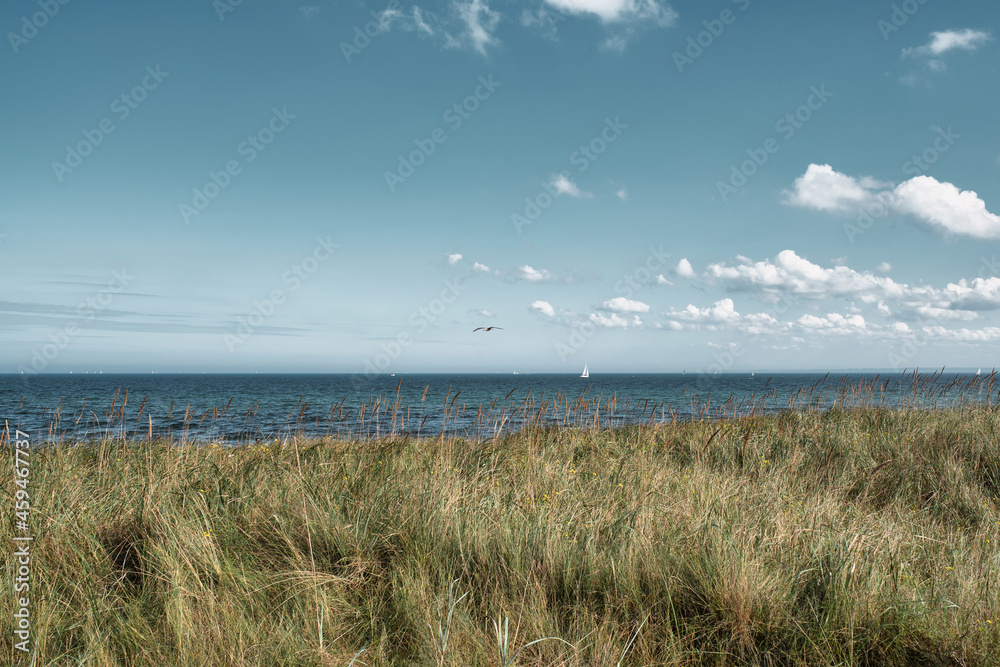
3, 407, 1000, 666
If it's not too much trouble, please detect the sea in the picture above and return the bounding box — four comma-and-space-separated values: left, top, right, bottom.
0, 371, 995, 444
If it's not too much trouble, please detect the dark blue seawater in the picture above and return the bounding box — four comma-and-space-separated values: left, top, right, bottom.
0, 372, 995, 444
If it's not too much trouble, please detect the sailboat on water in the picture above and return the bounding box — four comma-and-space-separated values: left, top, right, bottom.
580, 364, 589, 378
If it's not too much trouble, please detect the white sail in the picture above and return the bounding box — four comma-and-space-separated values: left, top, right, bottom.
581, 364, 589, 378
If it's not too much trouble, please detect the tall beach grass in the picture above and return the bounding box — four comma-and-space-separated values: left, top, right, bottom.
2, 378, 1000, 665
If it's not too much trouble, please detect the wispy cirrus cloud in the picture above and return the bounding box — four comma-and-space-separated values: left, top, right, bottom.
898, 28, 991, 83
520, 7, 563, 40
380, 0, 500, 55
458, 0, 501, 54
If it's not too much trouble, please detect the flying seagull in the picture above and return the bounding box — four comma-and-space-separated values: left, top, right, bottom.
473, 327, 503, 332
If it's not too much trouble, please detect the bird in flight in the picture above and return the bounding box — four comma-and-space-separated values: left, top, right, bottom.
473, 327, 503, 332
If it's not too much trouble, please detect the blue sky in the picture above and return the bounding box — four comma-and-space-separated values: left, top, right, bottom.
2, 0, 999, 374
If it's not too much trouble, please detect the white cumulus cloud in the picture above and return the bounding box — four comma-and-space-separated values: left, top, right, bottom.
673, 298, 741, 323
690, 250, 1000, 323
785, 164, 1000, 239
600, 296, 650, 313
904, 29, 992, 57
892, 176, 1000, 239
589, 312, 641, 328
518, 265, 554, 281
782, 164, 890, 213
530, 300, 555, 317
797, 313, 867, 331
550, 173, 594, 199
